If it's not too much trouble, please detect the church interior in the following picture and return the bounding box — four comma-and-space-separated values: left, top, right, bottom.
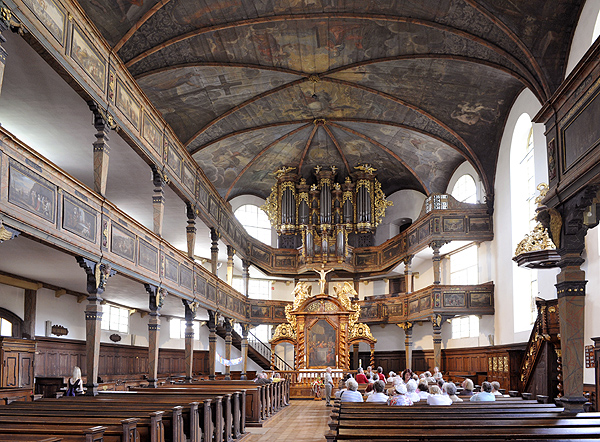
1, 0, 600, 440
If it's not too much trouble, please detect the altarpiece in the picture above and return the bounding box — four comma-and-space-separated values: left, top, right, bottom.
270, 281, 376, 370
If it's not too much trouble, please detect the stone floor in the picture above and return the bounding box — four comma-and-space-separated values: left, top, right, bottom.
245, 400, 331, 442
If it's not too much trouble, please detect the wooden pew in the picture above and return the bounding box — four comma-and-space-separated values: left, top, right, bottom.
328, 400, 600, 442
0, 424, 108, 442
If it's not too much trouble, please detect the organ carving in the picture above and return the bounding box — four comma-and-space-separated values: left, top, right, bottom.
262, 165, 392, 264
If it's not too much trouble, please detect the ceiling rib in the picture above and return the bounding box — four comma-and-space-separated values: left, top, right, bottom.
135, 62, 307, 80
322, 124, 351, 175
113, 0, 173, 52
321, 77, 489, 193
461, 0, 550, 99
224, 123, 312, 199
322, 54, 544, 103
184, 77, 307, 148
123, 12, 543, 92
329, 122, 430, 195
190, 120, 313, 156
297, 124, 319, 172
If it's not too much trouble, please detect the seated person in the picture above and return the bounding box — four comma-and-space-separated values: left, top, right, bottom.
355, 367, 368, 384
491, 381, 503, 396
340, 378, 364, 402
377, 366, 386, 381
470, 381, 496, 401
443, 382, 462, 402
365, 373, 379, 393
401, 368, 413, 384
386, 371, 396, 383
366, 380, 389, 403
462, 378, 475, 396
406, 379, 420, 403
417, 380, 430, 400
387, 382, 413, 406
335, 373, 353, 399
254, 372, 272, 384
427, 385, 452, 406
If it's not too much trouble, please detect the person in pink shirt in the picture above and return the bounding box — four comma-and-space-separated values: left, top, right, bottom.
355, 367, 368, 384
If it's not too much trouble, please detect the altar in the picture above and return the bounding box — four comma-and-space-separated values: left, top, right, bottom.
270, 280, 376, 371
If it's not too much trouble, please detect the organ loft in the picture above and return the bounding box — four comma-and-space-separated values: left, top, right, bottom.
0, 0, 600, 440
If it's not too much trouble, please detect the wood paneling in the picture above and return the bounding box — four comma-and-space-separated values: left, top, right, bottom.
34, 337, 208, 380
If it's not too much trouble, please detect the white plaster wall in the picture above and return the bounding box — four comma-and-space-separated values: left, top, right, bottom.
0, 283, 24, 320
582, 226, 600, 384
375, 189, 426, 246
565, 0, 600, 77
412, 257, 434, 291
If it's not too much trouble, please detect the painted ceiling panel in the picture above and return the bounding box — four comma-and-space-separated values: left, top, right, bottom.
73, 0, 584, 201
194, 123, 308, 197
298, 126, 346, 179
137, 66, 302, 144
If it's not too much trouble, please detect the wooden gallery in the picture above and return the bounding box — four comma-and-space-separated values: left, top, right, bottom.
0, 0, 600, 441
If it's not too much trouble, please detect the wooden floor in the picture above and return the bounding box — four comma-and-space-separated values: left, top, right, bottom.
245, 400, 331, 442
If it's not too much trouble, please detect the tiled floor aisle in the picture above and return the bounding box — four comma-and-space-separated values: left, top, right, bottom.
245, 400, 331, 442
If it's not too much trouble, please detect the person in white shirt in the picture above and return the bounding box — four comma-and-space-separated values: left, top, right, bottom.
405, 379, 420, 402
443, 382, 463, 402
366, 380, 388, 403
417, 380, 430, 400
340, 378, 364, 402
386, 371, 396, 383
491, 381, 503, 396
427, 385, 452, 406
470, 381, 496, 402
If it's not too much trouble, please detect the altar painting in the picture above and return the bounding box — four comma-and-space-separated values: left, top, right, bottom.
308, 319, 336, 368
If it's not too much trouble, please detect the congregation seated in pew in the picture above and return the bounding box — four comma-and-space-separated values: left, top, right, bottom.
340, 378, 363, 402
470, 381, 496, 402
365, 380, 388, 403
426, 385, 452, 406
387, 382, 412, 406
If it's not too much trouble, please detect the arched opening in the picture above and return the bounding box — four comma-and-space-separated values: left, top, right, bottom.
451, 174, 477, 203
0, 307, 22, 338
233, 204, 272, 245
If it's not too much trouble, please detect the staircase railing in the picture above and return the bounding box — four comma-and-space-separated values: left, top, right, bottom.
519, 297, 560, 393
234, 324, 293, 371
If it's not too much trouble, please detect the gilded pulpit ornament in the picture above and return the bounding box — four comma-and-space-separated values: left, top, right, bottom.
514, 183, 561, 268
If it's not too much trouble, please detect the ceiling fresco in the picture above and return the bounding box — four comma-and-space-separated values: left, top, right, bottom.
75, 0, 584, 201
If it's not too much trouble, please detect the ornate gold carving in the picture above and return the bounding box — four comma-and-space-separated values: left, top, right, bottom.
514, 223, 556, 256
349, 323, 375, 340
354, 164, 377, 174
274, 166, 296, 178
261, 185, 279, 228
373, 179, 393, 227
272, 323, 296, 340
308, 74, 320, 84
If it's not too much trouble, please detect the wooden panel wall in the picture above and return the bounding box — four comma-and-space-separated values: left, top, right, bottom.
34, 337, 208, 380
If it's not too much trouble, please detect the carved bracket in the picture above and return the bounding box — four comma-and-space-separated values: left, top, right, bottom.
76, 257, 116, 298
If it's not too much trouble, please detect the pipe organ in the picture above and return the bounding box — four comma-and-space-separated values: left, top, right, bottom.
262, 165, 392, 264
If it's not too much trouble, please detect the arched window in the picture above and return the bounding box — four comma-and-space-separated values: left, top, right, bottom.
593, 9, 600, 43
234, 204, 272, 245
0, 308, 22, 338
511, 113, 538, 331
451, 174, 477, 203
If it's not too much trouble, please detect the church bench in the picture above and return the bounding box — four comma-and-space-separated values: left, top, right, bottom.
1, 399, 178, 442
0, 424, 114, 442
0, 437, 62, 441
122, 389, 245, 439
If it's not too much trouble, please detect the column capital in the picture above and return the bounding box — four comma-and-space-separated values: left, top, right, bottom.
0, 221, 20, 243
430, 240, 449, 252
87, 101, 115, 136
145, 284, 167, 313
151, 164, 169, 189
76, 257, 116, 298
398, 322, 413, 334
207, 309, 218, 329
210, 227, 220, 243
182, 299, 199, 322
223, 317, 234, 332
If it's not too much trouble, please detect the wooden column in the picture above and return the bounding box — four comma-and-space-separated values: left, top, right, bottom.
352, 343, 359, 369
240, 323, 249, 380
210, 228, 219, 276
399, 322, 413, 371
403, 255, 413, 294
0, 7, 9, 101
224, 318, 233, 380
226, 246, 235, 286
182, 300, 197, 382
430, 241, 446, 285
151, 165, 166, 236
242, 259, 250, 297
207, 310, 217, 380
552, 187, 597, 412
76, 257, 115, 396
88, 102, 111, 197
432, 314, 443, 371
186, 203, 196, 259
23, 289, 37, 340
145, 284, 166, 388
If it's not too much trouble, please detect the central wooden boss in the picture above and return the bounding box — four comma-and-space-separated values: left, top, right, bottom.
270, 281, 376, 370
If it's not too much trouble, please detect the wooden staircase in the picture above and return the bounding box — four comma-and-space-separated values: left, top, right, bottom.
519, 297, 561, 399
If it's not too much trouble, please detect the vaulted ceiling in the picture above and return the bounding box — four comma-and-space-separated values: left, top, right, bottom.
76, 0, 583, 201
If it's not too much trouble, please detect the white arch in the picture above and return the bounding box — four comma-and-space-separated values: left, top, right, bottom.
565, 0, 600, 76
